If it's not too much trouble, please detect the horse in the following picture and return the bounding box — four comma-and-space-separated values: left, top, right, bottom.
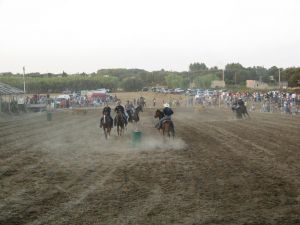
232, 104, 250, 119
115, 111, 126, 136
129, 105, 143, 123
100, 111, 112, 139
241, 105, 250, 118
154, 109, 175, 138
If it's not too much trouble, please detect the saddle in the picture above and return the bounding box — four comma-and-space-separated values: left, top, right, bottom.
163, 118, 172, 123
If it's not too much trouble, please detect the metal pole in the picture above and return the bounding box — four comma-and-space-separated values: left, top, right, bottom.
23, 66, 26, 93
222, 70, 224, 81
278, 69, 281, 88
234, 72, 237, 86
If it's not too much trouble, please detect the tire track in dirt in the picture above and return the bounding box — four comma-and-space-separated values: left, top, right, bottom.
174, 115, 300, 224
27, 151, 140, 225
196, 120, 300, 180
1, 108, 300, 225
0, 113, 106, 224
0, 111, 100, 145
218, 119, 300, 161
0, 113, 100, 161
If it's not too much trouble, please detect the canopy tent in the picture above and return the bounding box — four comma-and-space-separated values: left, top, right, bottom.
0, 82, 24, 113
87, 91, 107, 101
0, 82, 24, 95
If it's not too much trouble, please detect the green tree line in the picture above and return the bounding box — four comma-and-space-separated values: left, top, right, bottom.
0, 63, 299, 93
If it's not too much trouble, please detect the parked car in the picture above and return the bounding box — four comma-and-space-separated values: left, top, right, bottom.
195, 89, 205, 99
174, 88, 185, 94
204, 89, 215, 96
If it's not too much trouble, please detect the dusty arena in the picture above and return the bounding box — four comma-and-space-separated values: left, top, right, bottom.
1, 96, 300, 225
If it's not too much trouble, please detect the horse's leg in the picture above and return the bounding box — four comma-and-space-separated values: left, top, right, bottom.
103, 127, 107, 139
171, 124, 175, 139
107, 127, 111, 138
167, 124, 171, 138
245, 109, 250, 118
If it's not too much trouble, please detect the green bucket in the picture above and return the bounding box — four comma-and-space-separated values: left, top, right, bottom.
47, 112, 52, 121
132, 131, 142, 147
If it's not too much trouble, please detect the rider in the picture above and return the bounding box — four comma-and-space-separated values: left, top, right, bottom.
125, 100, 135, 121
114, 101, 128, 126
156, 103, 174, 129
237, 97, 245, 107
100, 103, 113, 128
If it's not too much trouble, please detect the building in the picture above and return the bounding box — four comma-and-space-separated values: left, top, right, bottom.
279, 81, 288, 89
246, 80, 269, 89
211, 80, 225, 88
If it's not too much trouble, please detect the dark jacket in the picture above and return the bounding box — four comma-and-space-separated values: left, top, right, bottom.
115, 105, 125, 113
237, 99, 244, 106
163, 107, 173, 116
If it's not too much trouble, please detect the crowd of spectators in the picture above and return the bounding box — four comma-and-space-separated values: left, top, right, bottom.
192, 90, 300, 115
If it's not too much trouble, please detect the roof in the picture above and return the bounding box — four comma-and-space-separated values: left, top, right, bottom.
0, 82, 24, 95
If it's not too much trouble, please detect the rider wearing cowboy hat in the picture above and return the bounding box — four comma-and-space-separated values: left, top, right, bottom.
237, 97, 245, 107
156, 103, 174, 129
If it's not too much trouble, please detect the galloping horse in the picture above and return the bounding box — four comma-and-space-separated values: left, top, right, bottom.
100, 111, 112, 139
129, 105, 143, 123
232, 103, 250, 119
154, 109, 175, 138
115, 111, 126, 136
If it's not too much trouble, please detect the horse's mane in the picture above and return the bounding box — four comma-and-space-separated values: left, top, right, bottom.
155, 109, 164, 119
156, 109, 163, 114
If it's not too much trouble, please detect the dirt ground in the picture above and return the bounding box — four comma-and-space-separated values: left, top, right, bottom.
1, 94, 300, 225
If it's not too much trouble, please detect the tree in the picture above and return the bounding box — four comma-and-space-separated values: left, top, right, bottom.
193, 73, 218, 88
282, 67, 300, 87
121, 77, 144, 91
225, 63, 248, 85
165, 74, 185, 88
268, 66, 279, 82
62, 71, 68, 77
189, 62, 208, 72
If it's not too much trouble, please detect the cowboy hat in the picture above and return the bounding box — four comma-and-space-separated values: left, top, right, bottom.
163, 103, 170, 107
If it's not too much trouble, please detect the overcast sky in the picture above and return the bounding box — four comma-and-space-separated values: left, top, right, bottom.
0, 0, 299, 74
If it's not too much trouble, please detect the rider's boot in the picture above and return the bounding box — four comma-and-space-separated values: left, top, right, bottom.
100, 118, 103, 128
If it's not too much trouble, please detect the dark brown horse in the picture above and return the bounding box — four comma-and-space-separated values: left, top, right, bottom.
115, 111, 126, 136
232, 103, 250, 119
154, 109, 175, 138
129, 105, 143, 123
100, 111, 112, 139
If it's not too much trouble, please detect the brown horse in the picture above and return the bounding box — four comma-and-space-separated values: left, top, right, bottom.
115, 111, 126, 136
100, 111, 112, 139
154, 109, 175, 138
